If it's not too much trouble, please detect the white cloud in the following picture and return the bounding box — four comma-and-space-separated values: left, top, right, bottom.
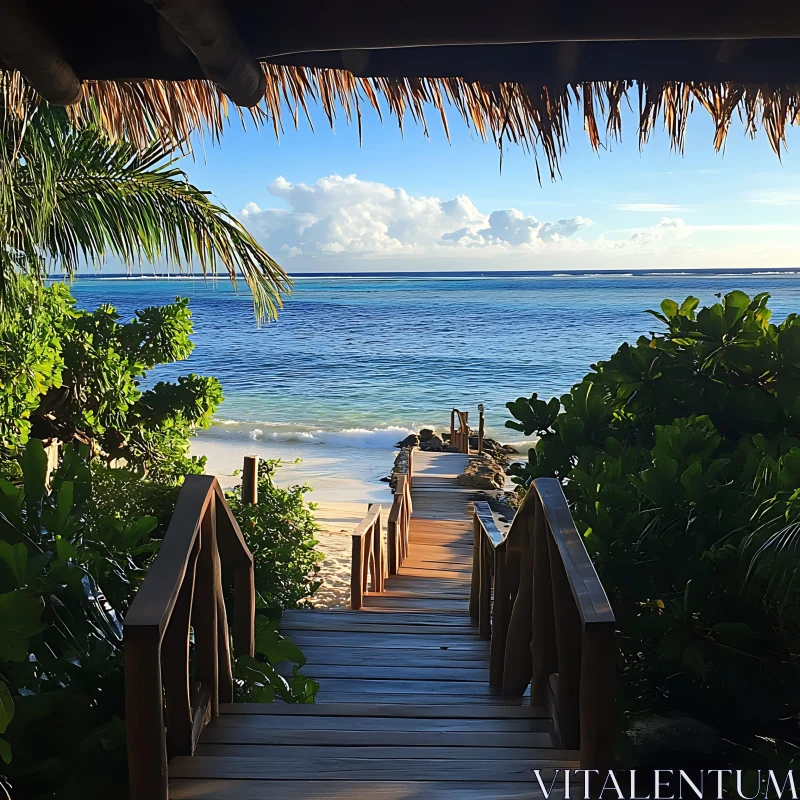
630, 217, 691, 245
239, 175, 592, 258
614, 203, 685, 212
747, 189, 800, 206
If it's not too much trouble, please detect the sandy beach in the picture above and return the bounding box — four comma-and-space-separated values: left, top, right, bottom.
192, 433, 395, 609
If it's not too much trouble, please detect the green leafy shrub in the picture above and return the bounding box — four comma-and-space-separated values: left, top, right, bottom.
225, 460, 323, 705
0, 276, 222, 483
506, 291, 800, 758
0, 442, 322, 796
226, 460, 323, 610
0, 441, 159, 798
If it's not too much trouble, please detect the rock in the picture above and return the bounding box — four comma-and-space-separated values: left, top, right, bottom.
419, 432, 445, 452
380, 476, 391, 482
456, 454, 506, 489
419, 428, 436, 441
501, 444, 519, 454
627, 715, 727, 768
395, 434, 420, 448
446, 445, 461, 453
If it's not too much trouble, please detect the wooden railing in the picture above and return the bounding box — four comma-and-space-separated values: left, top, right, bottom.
124, 474, 255, 800
471, 479, 615, 770
450, 407, 470, 453
350, 504, 384, 610
388, 447, 413, 575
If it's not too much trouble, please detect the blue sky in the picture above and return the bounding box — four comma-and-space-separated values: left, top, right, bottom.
170, 96, 800, 272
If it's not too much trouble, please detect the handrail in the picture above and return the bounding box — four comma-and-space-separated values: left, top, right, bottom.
388, 476, 412, 575
124, 474, 255, 800
350, 504, 384, 610
450, 407, 470, 454
471, 479, 615, 770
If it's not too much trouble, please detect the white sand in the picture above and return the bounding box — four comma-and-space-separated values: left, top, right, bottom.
191, 433, 394, 609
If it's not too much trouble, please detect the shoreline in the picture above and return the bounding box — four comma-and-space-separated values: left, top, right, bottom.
191, 424, 529, 609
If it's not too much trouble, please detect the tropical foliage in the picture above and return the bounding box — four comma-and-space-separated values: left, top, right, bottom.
506, 291, 800, 759
227, 459, 324, 611
0, 104, 289, 318
0, 276, 221, 483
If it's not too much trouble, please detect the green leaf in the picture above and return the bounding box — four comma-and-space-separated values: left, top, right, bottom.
660, 299, 679, 319
0, 542, 27, 589
0, 591, 47, 662
0, 736, 11, 764
0, 683, 15, 735
54, 480, 74, 534
22, 439, 47, 512
712, 622, 754, 649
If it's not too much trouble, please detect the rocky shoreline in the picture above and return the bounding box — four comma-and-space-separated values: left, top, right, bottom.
390, 426, 520, 503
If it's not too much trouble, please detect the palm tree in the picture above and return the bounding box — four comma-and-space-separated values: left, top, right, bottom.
0, 104, 289, 319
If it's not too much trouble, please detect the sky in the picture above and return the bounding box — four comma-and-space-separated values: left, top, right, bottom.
144, 94, 800, 273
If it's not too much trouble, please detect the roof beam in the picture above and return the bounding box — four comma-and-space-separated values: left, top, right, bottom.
146, 0, 265, 106
0, 0, 81, 105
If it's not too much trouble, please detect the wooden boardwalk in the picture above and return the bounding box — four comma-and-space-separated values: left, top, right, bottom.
168, 451, 579, 799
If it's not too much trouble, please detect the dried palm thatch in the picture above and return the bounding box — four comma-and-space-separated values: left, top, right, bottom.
5, 65, 800, 183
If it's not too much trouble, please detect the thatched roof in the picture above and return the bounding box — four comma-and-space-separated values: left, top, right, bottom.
3, 1, 800, 178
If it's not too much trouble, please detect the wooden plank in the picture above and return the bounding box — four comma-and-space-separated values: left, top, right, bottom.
170, 779, 567, 799
202, 727, 553, 746
360, 596, 469, 611
301, 678, 498, 695
169, 755, 577, 780
219, 703, 547, 718
195, 744, 571, 760
285, 631, 485, 649
288, 647, 488, 667
278, 664, 489, 681
209, 714, 552, 733
281, 620, 477, 636
396, 567, 473, 580
300, 693, 530, 705
283, 610, 472, 626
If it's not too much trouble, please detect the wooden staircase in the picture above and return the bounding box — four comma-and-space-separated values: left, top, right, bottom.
167, 450, 580, 799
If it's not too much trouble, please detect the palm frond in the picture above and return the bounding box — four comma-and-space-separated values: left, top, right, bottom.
0, 104, 289, 320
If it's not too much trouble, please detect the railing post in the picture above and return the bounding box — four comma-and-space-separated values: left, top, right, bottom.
242, 455, 258, 505
580, 622, 616, 769
489, 541, 511, 687
193, 493, 220, 719
351, 535, 364, 610
125, 628, 168, 800
450, 409, 455, 450
478, 536, 492, 639
502, 511, 534, 696
478, 404, 485, 455
531, 508, 558, 706
548, 532, 582, 749
469, 511, 480, 622
162, 542, 200, 756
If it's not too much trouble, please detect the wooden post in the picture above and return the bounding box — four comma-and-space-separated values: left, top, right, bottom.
549, 533, 583, 750
242, 455, 258, 505
450, 409, 456, 449
489, 541, 511, 688
162, 543, 200, 757
478, 404, 485, 455
233, 564, 255, 658
478, 537, 492, 640
193, 494, 220, 719
125, 628, 168, 800
469, 512, 480, 622
579, 623, 616, 770
350, 535, 364, 610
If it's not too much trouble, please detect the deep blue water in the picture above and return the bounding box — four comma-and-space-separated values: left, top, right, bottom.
66, 270, 800, 445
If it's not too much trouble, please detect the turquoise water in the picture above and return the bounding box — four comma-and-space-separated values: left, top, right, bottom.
67, 271, 800, 493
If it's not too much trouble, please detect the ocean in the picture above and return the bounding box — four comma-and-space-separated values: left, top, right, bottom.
67, 270, 800, 505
